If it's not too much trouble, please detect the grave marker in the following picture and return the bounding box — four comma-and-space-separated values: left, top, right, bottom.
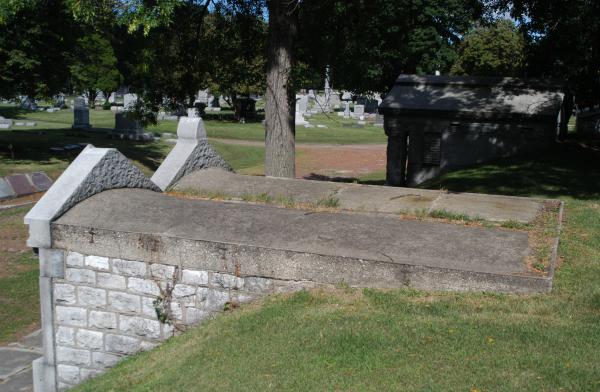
30, 172, 53, 192
72, 97, 91, 130
5, 174, 36, 196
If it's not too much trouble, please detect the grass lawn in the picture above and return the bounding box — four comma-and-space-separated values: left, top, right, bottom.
73, 141, 600, 391
0, 105, 386, 145
0, 205, 40, 344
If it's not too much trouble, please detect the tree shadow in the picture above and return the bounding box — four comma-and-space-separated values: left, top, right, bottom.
0, 106, 34, 119
420, 141, 600, 200
302, 173, 385, 186
0, 127, 168, 173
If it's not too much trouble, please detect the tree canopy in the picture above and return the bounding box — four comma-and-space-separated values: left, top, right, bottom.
70, 33, 121, 105
450, 19, 526, 77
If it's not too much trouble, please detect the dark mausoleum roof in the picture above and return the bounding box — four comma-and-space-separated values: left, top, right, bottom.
379, 75, 564, 122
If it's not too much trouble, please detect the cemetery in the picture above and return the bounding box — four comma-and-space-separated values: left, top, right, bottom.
0, 0, 599, 391
23, 116, 565, 390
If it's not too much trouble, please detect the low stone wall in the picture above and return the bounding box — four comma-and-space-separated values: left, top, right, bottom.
49, 250, 315, 390
25, 116, 561, 392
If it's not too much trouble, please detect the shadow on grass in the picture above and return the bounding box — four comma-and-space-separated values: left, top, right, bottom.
0, 127, 168, 173
420, 140, 600, 200
302, 173, 386, 186
304, 140, 600, 200
0, 106, 33, 120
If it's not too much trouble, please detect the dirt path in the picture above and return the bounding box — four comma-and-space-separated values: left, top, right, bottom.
211, 138, 387, 180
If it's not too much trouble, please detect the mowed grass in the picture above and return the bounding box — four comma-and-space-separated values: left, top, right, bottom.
0, 206, 40, 344
1, 104, 386, 145
74, 140, 600, 392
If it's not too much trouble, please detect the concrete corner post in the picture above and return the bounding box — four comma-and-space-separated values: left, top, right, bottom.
151, 116, 233, 191
33, 249, 65, 392
24, 146, 160, 392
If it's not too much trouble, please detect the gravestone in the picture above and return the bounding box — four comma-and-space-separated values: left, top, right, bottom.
72, 97, 91, 130
20, 97, 37, 111
123, 93, 138, 110
295, 103, 309, 125
29, 172, 53, 192
196, 89, 210, 105
234, 98, 257, 120
0, 116, 12, 129
364, 99, 379, 113
353, 104, 365, 117
113, 112, 147, 140
374, 114, 384, 127
343, 102, 351, 119
296, 94, 308, 114
0, 178, 15, 200
54, 95, 65, 108
5, 174, 36, 196
187, 107, 199, 118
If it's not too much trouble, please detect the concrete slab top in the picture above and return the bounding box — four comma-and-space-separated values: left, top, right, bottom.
55, 189, 536, 277
173, 169, 544, 223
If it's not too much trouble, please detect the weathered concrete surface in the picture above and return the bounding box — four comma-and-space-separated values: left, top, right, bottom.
173, 168, 543, 222
0, 368, 33, 392
0, 330, 42, 392
24, 146, 160, 248
51, 189, 552, 293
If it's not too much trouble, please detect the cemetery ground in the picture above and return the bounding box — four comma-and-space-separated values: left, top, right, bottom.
0, 106, 599, 389
0, 105, 386, 180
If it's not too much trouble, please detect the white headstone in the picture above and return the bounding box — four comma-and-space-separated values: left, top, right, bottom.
343, 102, 351, 119
123, 94, 138, 110
187, 108, 199, 118
295, 103, 309, 125
296, 95, 308, 114
196, 89, 209, 105
353, 104, 365, 117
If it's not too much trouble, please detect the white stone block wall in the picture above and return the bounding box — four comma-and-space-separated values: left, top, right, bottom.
51, 251, 317, 390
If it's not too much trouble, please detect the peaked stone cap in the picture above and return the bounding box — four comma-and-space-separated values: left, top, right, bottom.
24, 145, 160, 248
151, 116, 232, 191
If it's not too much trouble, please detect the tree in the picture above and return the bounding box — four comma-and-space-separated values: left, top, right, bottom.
69, 33, 121, 106
495, 0, 600, 139
0, 0, 75, 99
264, 0, 297, 178
63, 0, 484, 177
297, 0, 483, 94
450, 19, 526, 77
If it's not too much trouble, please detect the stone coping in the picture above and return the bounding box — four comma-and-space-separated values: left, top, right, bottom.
173, 168, 545, 223
50, 188, 556, 293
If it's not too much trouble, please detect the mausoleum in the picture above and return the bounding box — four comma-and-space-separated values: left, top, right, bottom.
379, 75, 565, 186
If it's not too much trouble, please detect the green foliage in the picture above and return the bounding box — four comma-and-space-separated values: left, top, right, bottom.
69, 33, 121, 105
297, 0, 483, 93
0, 0, 76, 98
450, 19, 526, 76
497, 0, 600, 105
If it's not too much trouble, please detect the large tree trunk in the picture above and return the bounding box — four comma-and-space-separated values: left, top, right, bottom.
264, 0, 297, 178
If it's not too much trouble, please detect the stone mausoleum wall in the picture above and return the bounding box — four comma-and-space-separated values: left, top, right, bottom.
50, 250, 308, 390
